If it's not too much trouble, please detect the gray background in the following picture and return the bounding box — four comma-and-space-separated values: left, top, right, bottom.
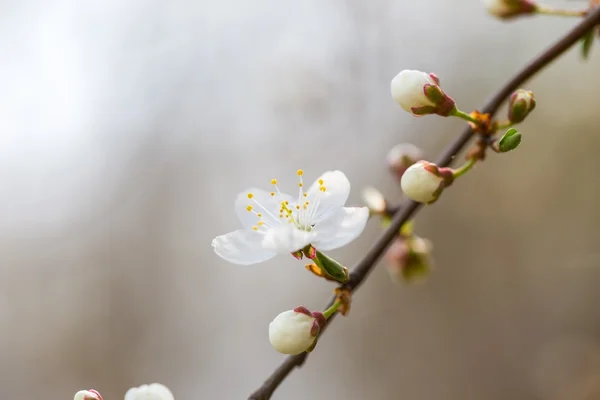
1, 0, 599, 399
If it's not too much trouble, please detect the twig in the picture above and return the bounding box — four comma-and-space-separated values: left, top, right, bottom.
248, 7, 600, 400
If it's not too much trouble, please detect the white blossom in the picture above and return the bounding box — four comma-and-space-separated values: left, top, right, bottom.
400, 161, 447, 204
124, 383, 174, 400
74, 390, 103, 400
212, 170, 369, 265
268, 307, 325, 355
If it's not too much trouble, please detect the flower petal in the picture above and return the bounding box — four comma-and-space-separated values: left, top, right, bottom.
212, 229, 276, 265
262, 225, 315, 254
235, 188, 294, 229
306, 171, 351, 223
311, 207, 369, 251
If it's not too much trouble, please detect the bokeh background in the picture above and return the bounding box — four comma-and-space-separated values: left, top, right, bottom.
1, 0, 600, 399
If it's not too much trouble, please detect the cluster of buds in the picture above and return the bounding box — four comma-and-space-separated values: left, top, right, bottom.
483, 0, 537, 19
386, 235, 433, 283
390, 70, 456, 116
269, 306, 326, 355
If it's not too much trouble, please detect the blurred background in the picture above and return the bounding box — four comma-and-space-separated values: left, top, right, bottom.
1, 0, 600, 399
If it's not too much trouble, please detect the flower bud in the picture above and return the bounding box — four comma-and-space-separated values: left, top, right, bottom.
125, 383, 174, 400
482, 0, 537, 19
361, 186, 387, 215
390, 70, 456, 116
492, 128, 522, 153
386, 143, 424, 180
400, 161, 452, 204
74, 390, 103, 400
386, 236, 433, 284
269, 306, 326, 355
508, 89, 536, 123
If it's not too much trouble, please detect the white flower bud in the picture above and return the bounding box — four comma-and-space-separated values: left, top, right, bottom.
268, 307, 326, 355
361, 186, 386, 214
390, 70, 455, 116
482, 0, 536, 19
400, 161, 452, 204
74, 390, 103, 400
508, 89, 536, 123
386, 236, 433, 284
124, 383, 174, 400
386, 143, 424, 180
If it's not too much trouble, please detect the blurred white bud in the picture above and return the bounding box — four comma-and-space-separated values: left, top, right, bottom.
268, 306, 326, 355
483, 0, 536, 19
361, 186, 387, 214
74, 390, 103, 400
508, 89, 536, 123
390, 70, 456, 116
124, 383, 174, 400
386, 236, 433, 284
400, 161, 452, 204
386, 143, 424, 180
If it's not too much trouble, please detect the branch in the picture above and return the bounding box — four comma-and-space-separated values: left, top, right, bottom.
248, 8, 600, 400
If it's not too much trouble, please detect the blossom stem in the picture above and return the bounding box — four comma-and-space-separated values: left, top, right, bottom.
452, 158, 477, 179
535, 6, 587, 18
322, 300, 342, 320
450, 109, 479, 125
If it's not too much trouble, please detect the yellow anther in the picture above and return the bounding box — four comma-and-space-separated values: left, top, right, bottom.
305, 201, 310, 205
271, 179, 278, 185
303, 205, 308, 209
270, 192, 275, 196
246, 205, 253, 212
318, 179, 324, 185
320, 186, 327, 192
295, 205, 300, 210
285, 201, 289, 205
252, 226, 258, 231
257, 213, 262, 217
247, 193, 254, 199
297, 169, 304, 176
258, 221, 264, 226
298, 183, 303, 187
279, 214, 283, 218
303, 193, 307, 197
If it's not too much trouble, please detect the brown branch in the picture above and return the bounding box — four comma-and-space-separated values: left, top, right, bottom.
248, 7, 600, 400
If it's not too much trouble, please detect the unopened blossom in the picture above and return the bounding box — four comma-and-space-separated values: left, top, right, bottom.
386, 236, 433, 284
390, 70, 456, 116
125, 383, 174, 400
74, 390, 103, 400
212, 170, 369, 265
483, 0, 537, 19
386, 143, 423, 180
400, 161, 453, 204
508, 89, 536, 123
361, 186, 387, 214
269, 306, 326, 355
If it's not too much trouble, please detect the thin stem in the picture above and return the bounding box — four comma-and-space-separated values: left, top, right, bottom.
536, 6, 587, 17
451, 109, 479, 124
452, 158, 477, 179
247, 7, 600, 400
322, 300, 341, 319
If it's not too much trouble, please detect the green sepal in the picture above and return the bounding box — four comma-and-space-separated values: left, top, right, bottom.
497, 128, 521, 153
312, 251, 349, 284
582, 28, 595, 60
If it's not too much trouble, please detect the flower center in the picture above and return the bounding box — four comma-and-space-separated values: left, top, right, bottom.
244, 170, 328, 233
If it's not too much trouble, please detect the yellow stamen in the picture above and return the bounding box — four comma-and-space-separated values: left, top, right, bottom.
295, 205, 300, 210
258, 221, 264, 226
298, 183, 303, 187
303, 193, 307, 197
247, 193, 254, 199
257, 213, 262, 217
270, 192, 275, 196
297, 169, 304, 176
271, 179, 278, 185
246, 205, 253, 212
252, 226, 258, 231
318, 179, 324, 185
320, 187, 327, 192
